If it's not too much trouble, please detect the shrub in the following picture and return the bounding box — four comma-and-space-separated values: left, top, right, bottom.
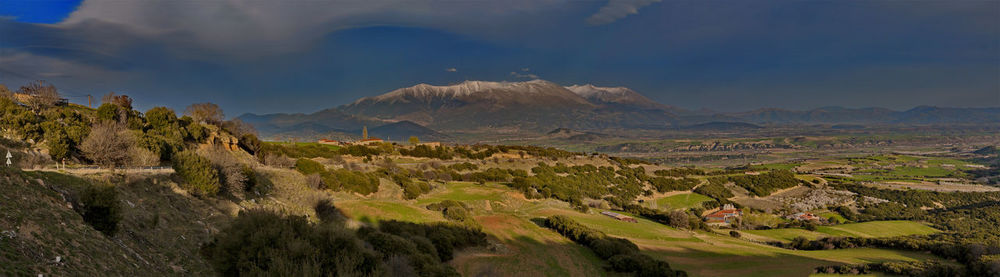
327, 169, 380, 195
43, 128, 71, 160
294, 158, 325, 175
172, 151, 220, 197
669, 210, 690, 229
144, 106, 177, 130
201, 209, 382, 276
313, 199, 345, 225
238, 133, 261, 155
81, 122, 135, 168
77, 182, 121, 237
185, 103, 224, 125
730, 230, 741, 238
730, 170, 800, 197
305, 173, 324, 189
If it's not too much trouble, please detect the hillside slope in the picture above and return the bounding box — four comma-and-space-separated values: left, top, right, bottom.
0, 169, 233, 276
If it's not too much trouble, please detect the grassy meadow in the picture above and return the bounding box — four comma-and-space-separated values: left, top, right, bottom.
328, 180, 951, 277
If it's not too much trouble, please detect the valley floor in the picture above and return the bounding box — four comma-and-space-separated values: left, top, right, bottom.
0, 161, 966, 276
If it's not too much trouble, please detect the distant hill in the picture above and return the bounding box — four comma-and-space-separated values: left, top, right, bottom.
564, 84, 679, 112
366, 121, 449, 142
237, 108, 383, 140
728, 107, 897, 124
240, 79, 1000, 140
728, 106, 1000, 124
679, 122, 763, 131
973, 146, 999, 155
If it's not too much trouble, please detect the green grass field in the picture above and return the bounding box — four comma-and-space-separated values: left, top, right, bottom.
818, 211, 849, 223
745, 220, 939, 243
655, 193, 714, 210
415, 182, 508, 205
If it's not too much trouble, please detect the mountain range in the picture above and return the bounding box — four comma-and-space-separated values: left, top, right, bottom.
238, 80, 1000, 141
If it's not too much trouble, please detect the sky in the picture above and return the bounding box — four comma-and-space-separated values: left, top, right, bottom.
0, 0, 998, 117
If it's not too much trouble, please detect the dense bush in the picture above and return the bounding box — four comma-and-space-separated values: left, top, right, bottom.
393, 173, 432, 199
399, 145, 453, 160
326, 169, 380, 195
653, 167, 706, 177
426, 200, 473, 223
693, 182, 734, 201
201, 209, 382, 276
259, 142, 342, 159
294, 158, 325, 175
76, 182, 121, 237
730, 170, 800, 196
337, 144, 386, 157
649, 177, 699, 192
509, 163, 649, 209
831, 183, 1000, 209
172, 151, 221, 197
446, 162, 478, 171
238, 134, 261, 155
544, 215, 685, 277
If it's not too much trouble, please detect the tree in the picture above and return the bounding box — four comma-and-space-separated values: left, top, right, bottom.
669, 210, 690, 229
172, 151, 221, 197
238, 133, 261, 155
0, 84, 11, 99
145, 107, 177, 130
77, 182, 122, 237
96, 103, 122, 122
81, 122, 135, 168
102, 92, 133, 110
409, 136, 420, 145
185, 103, 224, 125
221, 119, 256, 137
44, 128, 71, 160
17, 80, 61, 110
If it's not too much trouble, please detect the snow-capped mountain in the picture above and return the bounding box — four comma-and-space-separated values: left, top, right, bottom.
336, 80, 677, 131
564, 84, 671, 110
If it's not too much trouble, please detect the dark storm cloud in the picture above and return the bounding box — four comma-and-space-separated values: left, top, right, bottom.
0, 0, 996, 115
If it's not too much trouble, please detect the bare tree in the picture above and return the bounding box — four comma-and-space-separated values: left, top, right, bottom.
81, 122, 135, 168
185, 103, 224, 125
102, 92, 134, 110
201, 145, 254, 197
261, 152, 294, 168
17, 80, 61, 109
0, 84, 12, 100
669, 210, 690, 229
305, 173, 324, 189
221, 118, 257, 137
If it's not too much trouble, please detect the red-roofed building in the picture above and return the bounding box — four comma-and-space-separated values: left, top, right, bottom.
317, 139, 341, 145
704, 204, 742, 225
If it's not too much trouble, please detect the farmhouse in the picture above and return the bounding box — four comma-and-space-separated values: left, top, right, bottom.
317, 139, 342, 145
787, 212, 821, 221
704, 204, 742, 225
601, 211, 638, 223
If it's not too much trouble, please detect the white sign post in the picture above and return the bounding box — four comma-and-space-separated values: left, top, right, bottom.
5, 151, 11, 167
